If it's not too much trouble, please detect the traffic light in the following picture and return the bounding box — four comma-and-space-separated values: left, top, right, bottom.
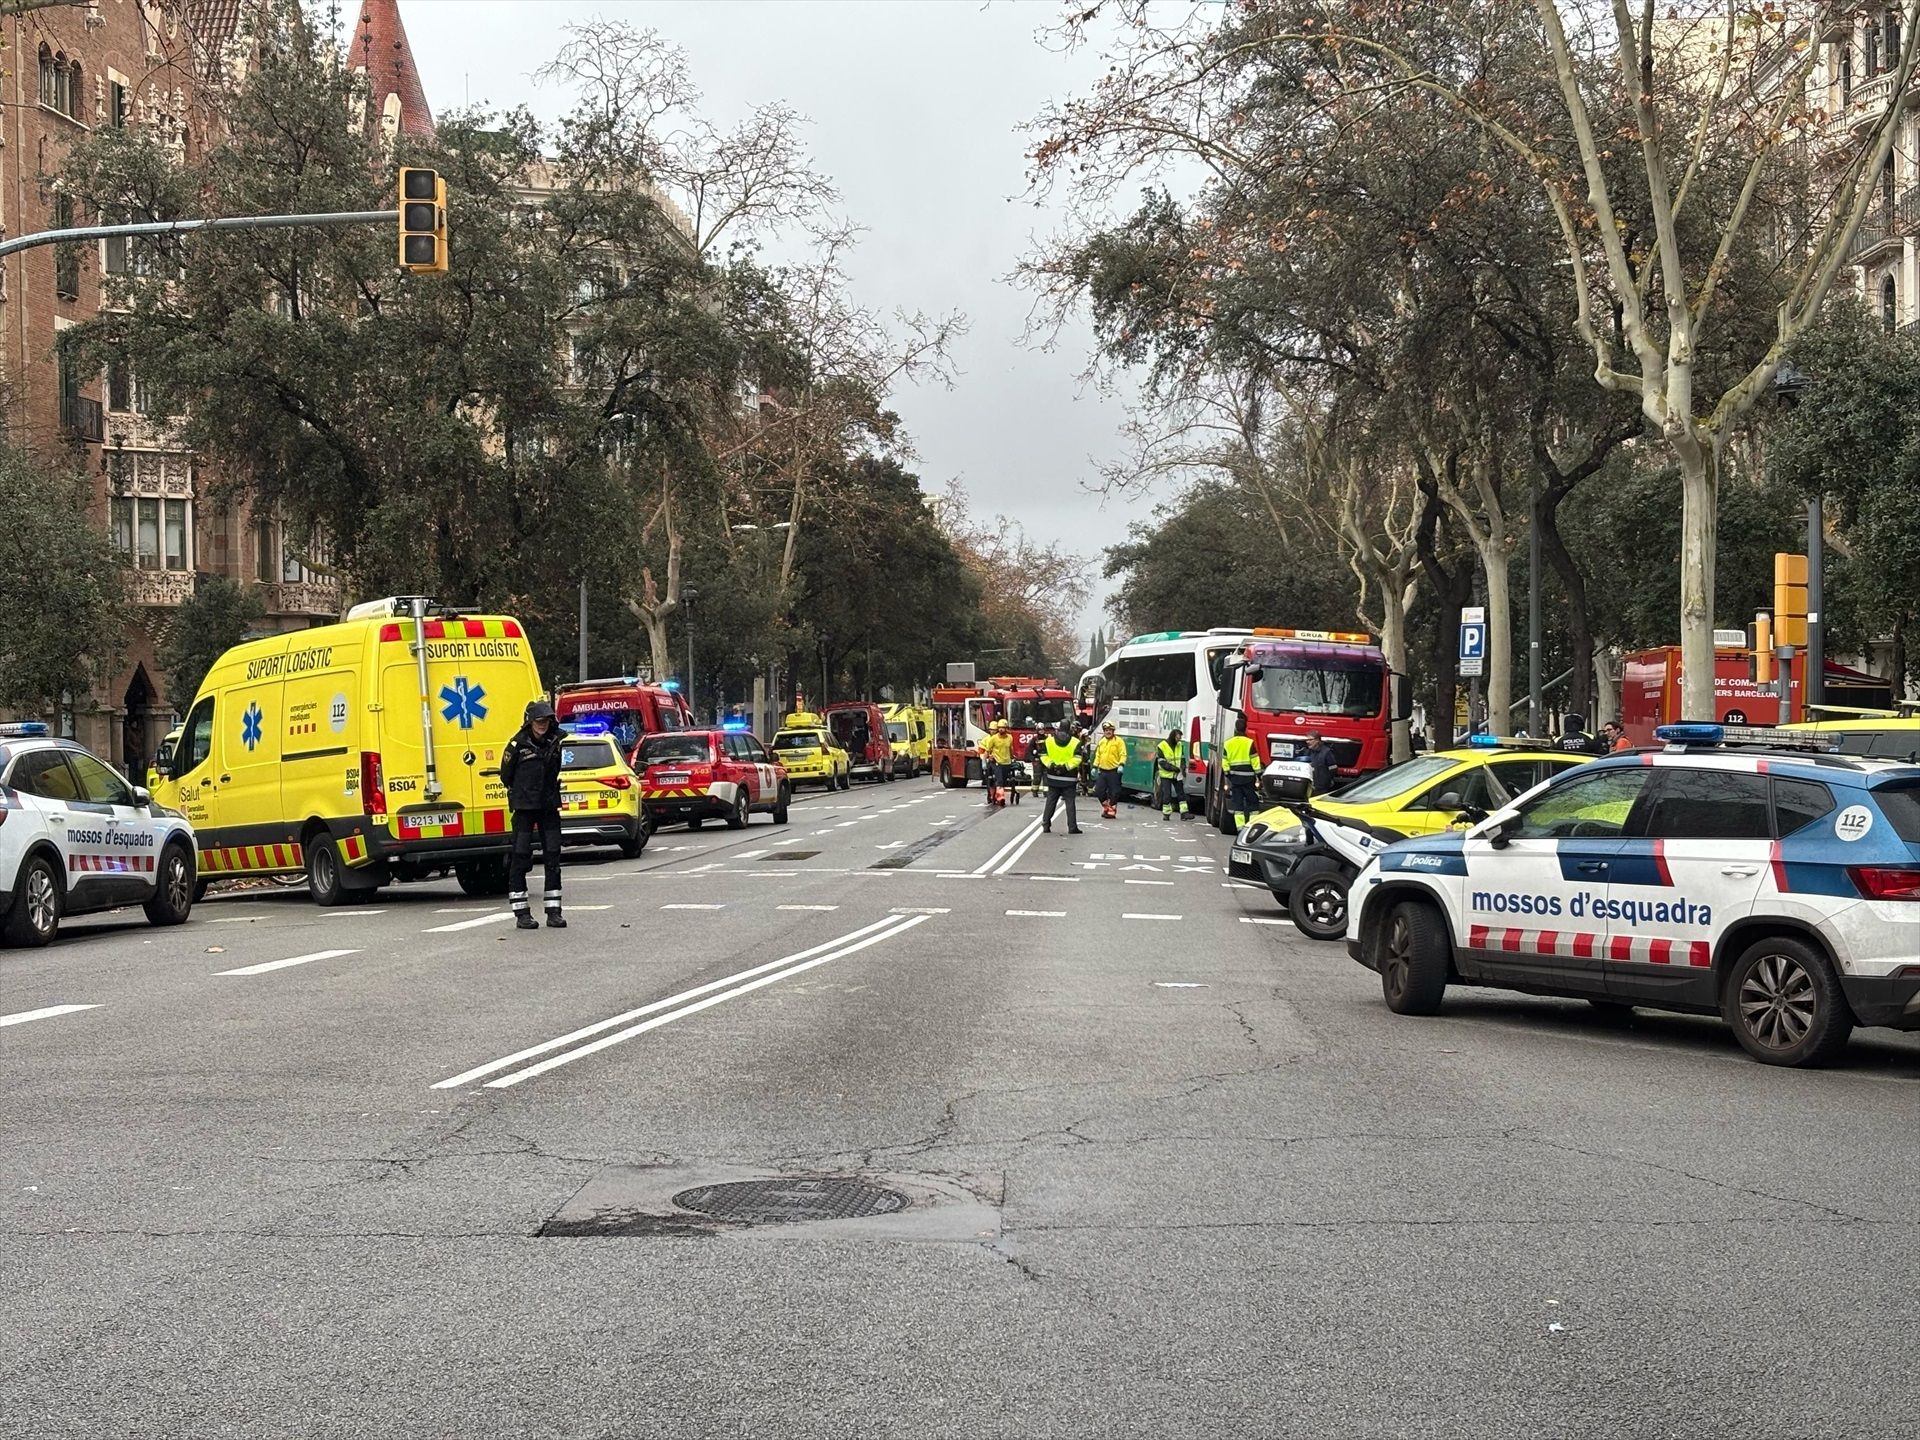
397, 166, 447, 274
1773, 552, 1808, 649
1749, 611, 1774, 684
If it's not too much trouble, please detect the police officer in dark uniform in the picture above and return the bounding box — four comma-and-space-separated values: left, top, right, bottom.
501, 698, 566, 930
1039, 722, 1084, 835
1558, 713, 1605, 755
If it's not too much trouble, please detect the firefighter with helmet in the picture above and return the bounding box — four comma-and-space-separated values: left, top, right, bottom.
981, 717, 1014, 807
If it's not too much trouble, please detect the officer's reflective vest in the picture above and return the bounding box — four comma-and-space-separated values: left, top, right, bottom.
1156, 741, 1182, 778
1042, 735, 1082, 779
1223, 734, 1258, 777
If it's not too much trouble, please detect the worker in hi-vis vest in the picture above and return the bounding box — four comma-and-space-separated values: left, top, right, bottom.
1222, 714, 1260, 830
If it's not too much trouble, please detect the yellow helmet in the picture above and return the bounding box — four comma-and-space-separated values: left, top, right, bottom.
992, 719, 1009, 731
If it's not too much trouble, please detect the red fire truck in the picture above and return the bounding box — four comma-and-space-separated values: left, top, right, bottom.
1208, 629, 1403, 831
553, 677, 694, 756
929, 675, 1075, 788
1617, 646, 1892, 744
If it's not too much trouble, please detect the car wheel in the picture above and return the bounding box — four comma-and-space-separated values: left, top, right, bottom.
456, 858, 510, 896
1377, 900, 1449, 1015
688, 817, 704, 831
307, 834, 349, 907
618, 821, 648, 859
1723, 935, 1854, 1067
773, 786, 790, 825
1286, 857, 1350, 942
726, 792, 750, 829
3, 854, 62, 947
143, 842, 195, 926
1586, 999, 1635, 1020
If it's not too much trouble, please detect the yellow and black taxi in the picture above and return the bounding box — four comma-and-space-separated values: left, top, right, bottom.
556, 720, 649, 858
1230, 739, 1592, 906
768, 713, 851, 791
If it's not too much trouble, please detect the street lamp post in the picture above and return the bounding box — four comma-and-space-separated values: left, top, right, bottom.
730, 523, 791, 734
682, 588, 699, 723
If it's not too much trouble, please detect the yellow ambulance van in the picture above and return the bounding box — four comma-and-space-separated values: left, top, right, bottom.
153, 597, 545, 905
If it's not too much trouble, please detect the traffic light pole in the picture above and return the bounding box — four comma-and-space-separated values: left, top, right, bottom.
0, 209, 395, 261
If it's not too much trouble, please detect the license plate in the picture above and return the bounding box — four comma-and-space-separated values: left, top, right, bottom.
655, 772, 690, 785
1270, 742, 1298, 758
1231, 847, 1252, 864
408, 811, 458, 828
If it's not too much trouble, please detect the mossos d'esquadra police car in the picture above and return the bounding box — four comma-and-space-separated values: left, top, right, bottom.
1346, 724, 1920, 1067
0, 723, 197, 946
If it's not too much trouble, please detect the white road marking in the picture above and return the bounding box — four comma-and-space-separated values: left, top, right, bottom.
1222, 881, 1263, 891
1029, 875, 1080, 882
1153, 982, 1209, 989
1122, 913, 1182, 922
974, 815, 1043, 876
207, 916, 268, 923
1124, 879, 1174, 886
890, 907, 951, 915
216, 948, 361, 977
437, 915, 930, 1090
778, 904, 840, 912
1005, 909, 1066, 918
0, 1004, 99, 1028
661, 903, 725, 911
434, 906, 497, 913
1241, 916, 1294, 926
567, 905, 615, 912
322, 909, 388, 917
424, 913, 515, 934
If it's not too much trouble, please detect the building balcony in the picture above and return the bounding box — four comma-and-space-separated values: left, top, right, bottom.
124, 568, 196, 608
59, 393, 103, 443
261, 578, 342, 618
1848, 185, 1920, 262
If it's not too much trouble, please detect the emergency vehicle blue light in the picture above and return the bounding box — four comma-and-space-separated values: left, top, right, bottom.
1467, 732, 1502, 747
661, 679, 681, 691
568, 718, 611, 736
0, 722, 49, 737
1655, 723, 1724, 745
722, 720, 749, 732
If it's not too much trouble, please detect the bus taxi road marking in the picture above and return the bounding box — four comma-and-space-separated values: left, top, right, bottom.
1241, 916, 1294, 926
661, 903, 725, 911
778, 904, 840, 912
733, 850, 769, 861
424, 913, 515, 934
0, 1004, 100, 1028
1122, 913, 1183, 922
1005, 910, 1066, 918
216, 948, 361, 977
435, 915, 926, 1090
1029, 875, 1080, 883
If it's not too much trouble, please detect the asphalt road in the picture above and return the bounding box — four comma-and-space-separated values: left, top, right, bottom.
4, 774, 1919, 1439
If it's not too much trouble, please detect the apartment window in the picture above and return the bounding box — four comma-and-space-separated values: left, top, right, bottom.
1868, 24, 1882, 75
1883, 275, 1899, 331
52, 195, 79, 300
1890, 15, 1904, 70
254, 518, 275, 582
109, 79, 128, 128
107, 359, 131, 412
109, 496, 189, 570
282, 530, 330, 584
1842, 44, 1854, 103
38, 46, 75, 116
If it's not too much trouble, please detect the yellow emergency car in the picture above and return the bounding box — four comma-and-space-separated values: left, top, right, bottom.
1784, 712, 1920, 762
770, 713, 850, 791
881, 703, 933, 778
1245, 742, 1592, 839
556, 721, 649, 858
150, 596, 545, 906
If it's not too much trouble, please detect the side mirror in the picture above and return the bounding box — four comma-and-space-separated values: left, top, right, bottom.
1433, 790, 1463, 810
132, 786, 152, 808
1391, 671, 1414, 721
1470, 807, 1520, 848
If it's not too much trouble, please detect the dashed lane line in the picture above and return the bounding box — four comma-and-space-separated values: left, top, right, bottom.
424, 913, 514, 934
1005, 910, 1066, 918
1121, 913, 1183, 922
778, 904, 840, 912
0, 1004, 99, 1028
1241, 916, 1293, 927
215, 948, 361, 977
661, 903, 726, 911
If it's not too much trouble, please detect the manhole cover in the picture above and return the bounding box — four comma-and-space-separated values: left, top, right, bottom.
672, 1177, 909, 1225
765, 850, 819, 861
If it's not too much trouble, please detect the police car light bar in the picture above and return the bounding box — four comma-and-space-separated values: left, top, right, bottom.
565, 718, 612, 737
1467, 732, 1504, 748
1655, 723, 1725, 746
0, 722, 50, 737
721, 720, 750, 732
1717, 724, 1839, 753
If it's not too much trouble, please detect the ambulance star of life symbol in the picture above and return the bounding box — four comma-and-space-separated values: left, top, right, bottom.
241, 702, 264, 751
439, 676, 487, 729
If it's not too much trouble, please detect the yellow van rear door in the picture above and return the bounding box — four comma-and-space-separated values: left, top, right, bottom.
377, 617, 543, 837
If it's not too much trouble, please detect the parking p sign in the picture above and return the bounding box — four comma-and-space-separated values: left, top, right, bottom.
1459, 606, 1486, 678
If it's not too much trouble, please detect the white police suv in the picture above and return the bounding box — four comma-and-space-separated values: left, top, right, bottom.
1346, 724, 1920, 1067
0, 723, 198, 947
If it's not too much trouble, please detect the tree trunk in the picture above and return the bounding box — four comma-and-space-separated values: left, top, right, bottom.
1534, 493, 1594, 720
1677, 443, 1718, 719
1892, 616, 1909, 702
1414, 467, 1472, 743
1475, 537, 1514, 736
1377, 579, 1414, 764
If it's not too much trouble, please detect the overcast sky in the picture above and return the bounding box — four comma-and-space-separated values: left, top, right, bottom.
400, 0, 1154, 650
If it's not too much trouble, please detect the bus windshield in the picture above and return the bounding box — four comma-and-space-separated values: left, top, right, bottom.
1007, 698, 1070, 729
1250, 659, 1384, 719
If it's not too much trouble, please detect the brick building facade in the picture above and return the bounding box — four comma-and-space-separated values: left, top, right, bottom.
0, 0, 432, 775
